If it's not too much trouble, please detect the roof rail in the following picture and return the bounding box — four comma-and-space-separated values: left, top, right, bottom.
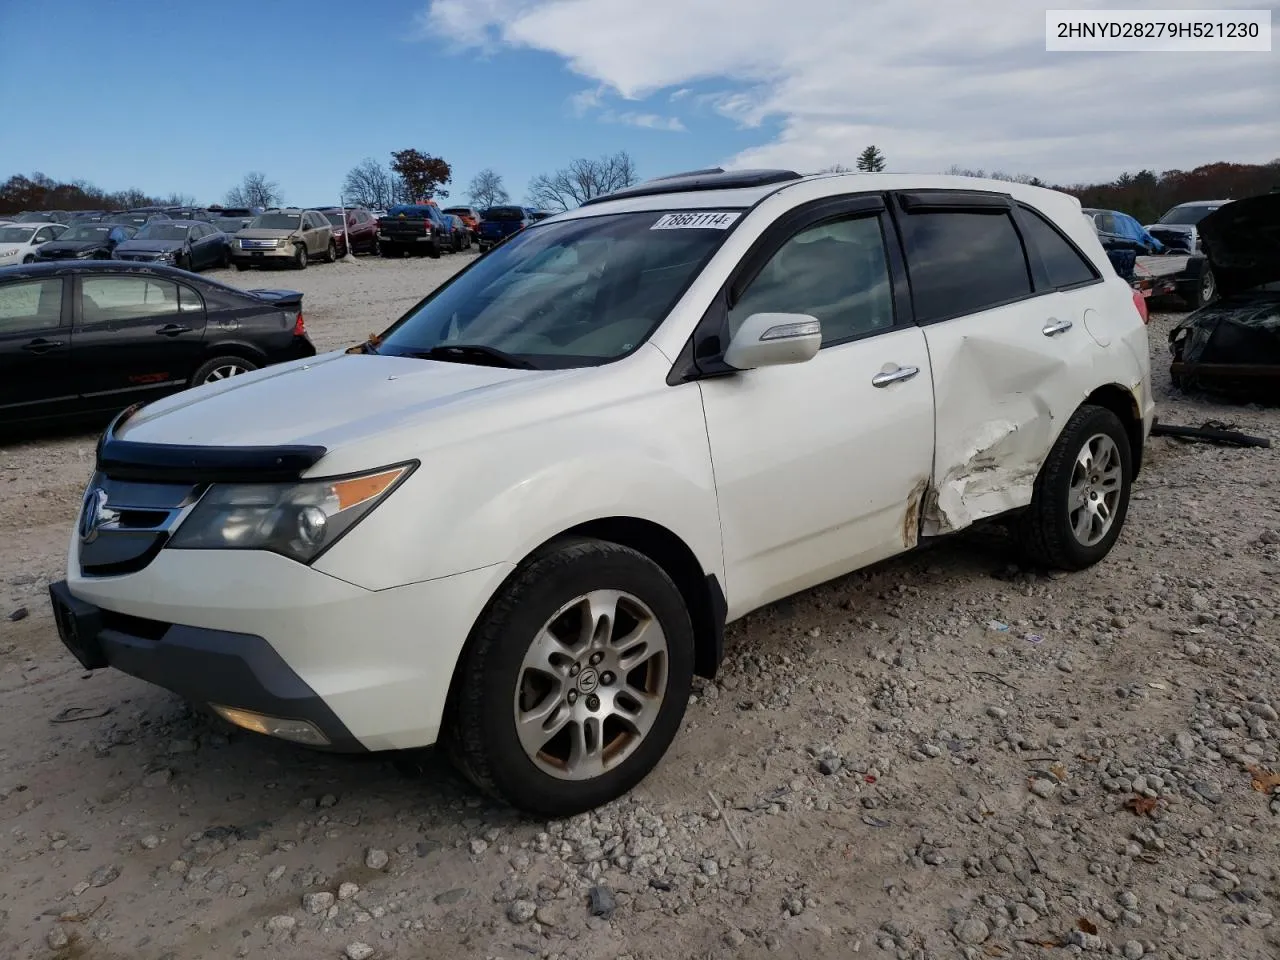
580, 168, 805, 207
643, 167, 727, 182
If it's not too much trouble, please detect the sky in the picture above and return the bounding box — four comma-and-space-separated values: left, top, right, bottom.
1, 0, 1275, 208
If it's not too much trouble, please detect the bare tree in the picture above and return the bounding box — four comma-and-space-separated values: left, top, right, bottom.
526, 151, 639, 211
945, 165, 1043, 185
819, 163, 853, 174
225, 171, 282, 209
467, 168, 510, 210
343, 158, 401, 209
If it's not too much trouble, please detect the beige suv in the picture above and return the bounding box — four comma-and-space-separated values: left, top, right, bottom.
232, 208, 336, 271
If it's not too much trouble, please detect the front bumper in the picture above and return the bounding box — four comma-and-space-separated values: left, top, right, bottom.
233, 243, 295, 262
55, 547, 513, 752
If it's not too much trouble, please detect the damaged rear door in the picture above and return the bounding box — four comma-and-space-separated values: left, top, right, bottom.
892, 191, 1104, 534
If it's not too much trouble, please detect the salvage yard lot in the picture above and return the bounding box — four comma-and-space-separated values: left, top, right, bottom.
0, 260, 1277, 959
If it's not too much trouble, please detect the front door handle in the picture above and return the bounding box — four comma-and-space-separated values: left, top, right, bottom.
155, 324, 191, 336
1042, 319, 1073, 337
872, 364, 920, 388
21, 337, 64, 353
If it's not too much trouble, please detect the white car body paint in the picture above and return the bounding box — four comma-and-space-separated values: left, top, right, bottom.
62, 172, 1153, 751
0, 222, 67, 264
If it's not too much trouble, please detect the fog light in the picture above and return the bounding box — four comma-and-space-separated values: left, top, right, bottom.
211, 704, 330, 746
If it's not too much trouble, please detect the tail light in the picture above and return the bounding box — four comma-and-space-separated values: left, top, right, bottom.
293, 312, 307, 336
1131, 288, 1149, 325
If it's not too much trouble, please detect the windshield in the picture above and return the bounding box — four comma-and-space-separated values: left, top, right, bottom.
108, 216, 149, 225
213, 218, 247, 232
376, 210, 737, 368
251, 213, 301, 229
484, 207, 526, 221
442, 208, 470, 217
61, 225, 114, 241
1158, 204, 1220, 225
0, 226, 37, 242
134, 223, 191, 241
15, 212, 55, 223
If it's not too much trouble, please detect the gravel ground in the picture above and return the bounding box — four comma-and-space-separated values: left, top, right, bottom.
0, 266, 1277, 960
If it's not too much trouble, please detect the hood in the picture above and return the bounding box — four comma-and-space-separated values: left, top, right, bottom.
1197, 192, 1280, 296
114, 238, 186, 255
1145, 222, 1194, 234
114, 351, 575, 453
38, 240, 104, 255
237, 228, 297, 240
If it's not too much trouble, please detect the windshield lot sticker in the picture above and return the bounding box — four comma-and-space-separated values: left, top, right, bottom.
651, 212, 740, 230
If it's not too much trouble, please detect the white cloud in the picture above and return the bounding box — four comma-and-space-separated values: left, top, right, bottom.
421, 0, 1279, 182
614, 112, 686, 131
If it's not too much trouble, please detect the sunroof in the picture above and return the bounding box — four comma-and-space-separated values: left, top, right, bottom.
580, 168, 805, 206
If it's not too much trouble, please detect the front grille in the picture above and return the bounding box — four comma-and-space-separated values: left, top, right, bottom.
239, 238, 279, 250
78, 474, 206, 577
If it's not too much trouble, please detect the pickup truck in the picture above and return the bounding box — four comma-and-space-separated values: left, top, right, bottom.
377, 204, 453, 259
477, 205, 536, 252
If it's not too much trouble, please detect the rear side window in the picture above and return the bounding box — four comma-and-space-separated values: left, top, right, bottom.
82, 277, 181, 324
1019, 209, 1100, 289
899, 211, 1032, 322
0, 278, 63, 333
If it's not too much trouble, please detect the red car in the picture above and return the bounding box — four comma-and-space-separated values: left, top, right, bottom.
319, 207, 379, 256
441, 205, 481, 240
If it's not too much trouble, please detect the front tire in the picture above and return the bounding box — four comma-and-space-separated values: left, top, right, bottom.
444, 539, 695, 817
1015, 404, 1133, 571
294, 244, 308, 270
23, 254, 35, 264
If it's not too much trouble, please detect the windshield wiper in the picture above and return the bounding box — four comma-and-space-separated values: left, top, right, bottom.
412, 344, 538, 370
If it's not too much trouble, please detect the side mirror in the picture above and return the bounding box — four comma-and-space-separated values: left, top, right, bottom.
723, 312, 822, 370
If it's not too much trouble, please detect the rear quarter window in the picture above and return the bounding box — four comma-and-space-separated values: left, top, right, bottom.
899, 210, 1033, 323
1017, 208, 1101, 289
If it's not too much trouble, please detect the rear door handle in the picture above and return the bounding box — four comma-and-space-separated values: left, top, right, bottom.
1042, 319, 1073, 337
155, 324, 191, 336
871, 364, 920, 388
21, 338, 64, 353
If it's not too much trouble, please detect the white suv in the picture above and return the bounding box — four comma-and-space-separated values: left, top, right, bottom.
50, 170, 1153, 816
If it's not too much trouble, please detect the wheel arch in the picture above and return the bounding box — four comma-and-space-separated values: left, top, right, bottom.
442, 515, 726, 740
196, 339, 269, 369
1082, 383, 1144, 477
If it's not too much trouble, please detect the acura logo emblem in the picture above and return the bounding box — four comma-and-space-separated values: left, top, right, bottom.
79, 488, 118, 543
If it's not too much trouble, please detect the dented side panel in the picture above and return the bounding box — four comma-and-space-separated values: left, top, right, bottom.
920, 281, 1148, 536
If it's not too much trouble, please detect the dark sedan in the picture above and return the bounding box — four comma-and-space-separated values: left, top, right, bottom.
0, 261, 315, 429
35, 223, 137, 261
113, 220, 232, 271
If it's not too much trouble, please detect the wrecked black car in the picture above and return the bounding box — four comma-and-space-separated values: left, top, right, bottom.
1170, 191, 1280, 404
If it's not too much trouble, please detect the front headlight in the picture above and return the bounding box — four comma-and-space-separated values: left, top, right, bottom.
168, 463, 415, 564
156, 250, 176, 261
277, 237, 292, 248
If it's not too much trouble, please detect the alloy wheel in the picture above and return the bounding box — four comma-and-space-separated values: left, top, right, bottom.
203, 362, 250, 383
514, 589, 668, 781
1068, 433, 1124, 547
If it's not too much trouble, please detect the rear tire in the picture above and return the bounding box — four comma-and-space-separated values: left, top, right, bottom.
1014, 404, 1133, 571
428, 239, 441, 260
1184, 261, 1215, 309
380, 244, 398, 258
190, 354, 260, 388
324, 239, 337, 263
234, 262, 250, 272
443, 538, 695, 817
